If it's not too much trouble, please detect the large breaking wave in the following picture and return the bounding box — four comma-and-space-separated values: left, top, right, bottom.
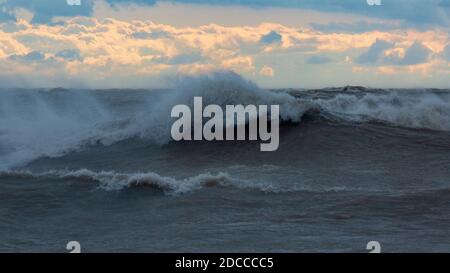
0, 70, 449, 170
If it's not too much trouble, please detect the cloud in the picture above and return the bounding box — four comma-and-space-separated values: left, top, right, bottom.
55, 49, 82, 61
310, 21, 402, 34
0, 16, 447, 88
0, 0, 94, 23
356, 39, 433, 66
0, 0, 155, 24
393, 42, 432, 65
260, 31, 282, 44
0, 6, 17, 22
0, 20, 28, 33
307, 55, 333, 64
7, 50, 61, 68
9, 50, 46, 62
153, 52, 203, 65
443, 44, 450, 61
1, 0, 449, 28
356, 39, 394, 64
205, 0, 450, 27
131, 30, 170, 39
259, 65, 274, 77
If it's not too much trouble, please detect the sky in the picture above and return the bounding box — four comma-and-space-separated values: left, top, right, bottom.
0, 0, 449, 88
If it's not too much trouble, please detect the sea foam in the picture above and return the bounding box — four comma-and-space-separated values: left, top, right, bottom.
1, 71, 449, 170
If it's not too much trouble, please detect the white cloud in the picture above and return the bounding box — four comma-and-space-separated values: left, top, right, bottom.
259, 65, 274, 77
0, 16, 448, 88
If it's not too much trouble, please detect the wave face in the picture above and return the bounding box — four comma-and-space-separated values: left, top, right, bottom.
0, 71, 450, 170
0, 71, 306, 170
2, 72, 450, 252
0, 89, 115, 170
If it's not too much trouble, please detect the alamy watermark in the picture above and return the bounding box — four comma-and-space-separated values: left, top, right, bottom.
170, 97, 280, 152
367, 0, 382, 5
66, 241, 81, 253
67, 0, 81, 6
366, 241, 382, 253
65, 240, 381, 253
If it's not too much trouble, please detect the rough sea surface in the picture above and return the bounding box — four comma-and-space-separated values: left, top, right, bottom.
1, 73, 450, 252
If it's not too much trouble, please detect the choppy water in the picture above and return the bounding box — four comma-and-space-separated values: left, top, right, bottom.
1, 72, 450, 252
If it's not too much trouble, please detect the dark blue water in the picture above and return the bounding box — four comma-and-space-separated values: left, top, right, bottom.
1, 85, 450, 252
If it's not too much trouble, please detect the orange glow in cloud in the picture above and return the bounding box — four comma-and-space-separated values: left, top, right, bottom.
0, 15, 448, 88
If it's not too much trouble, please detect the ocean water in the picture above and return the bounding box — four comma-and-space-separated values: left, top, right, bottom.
1, 72, 450, 252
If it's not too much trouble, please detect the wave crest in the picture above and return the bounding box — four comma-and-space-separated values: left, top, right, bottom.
312, 91, 450, 131
1, 72, 449, 170
0, 71, 307, 170
0, 168, 362, 195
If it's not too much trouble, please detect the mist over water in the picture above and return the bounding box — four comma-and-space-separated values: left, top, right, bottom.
1, 71, 450, 252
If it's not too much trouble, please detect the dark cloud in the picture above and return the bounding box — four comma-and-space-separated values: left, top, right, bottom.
310, 21, 401, 33
167, 0, 450, 27
357, 40, 432, 66
1, 0, 449, 27
9, 51, 46, 62
307, 55, 333, 64
0, 21, 28, 33
8, 50, 76, 66
443, 44, 450, 61
260, 31, 282, 44
1, 0, 94, 23
0, 0, 156, 23
131, 31, 170, 39
151, 52, 203, 65
356, 39, 394, 65
0, 9, 15, 22
55, 49, 82, 61
392, 42, 432, 65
